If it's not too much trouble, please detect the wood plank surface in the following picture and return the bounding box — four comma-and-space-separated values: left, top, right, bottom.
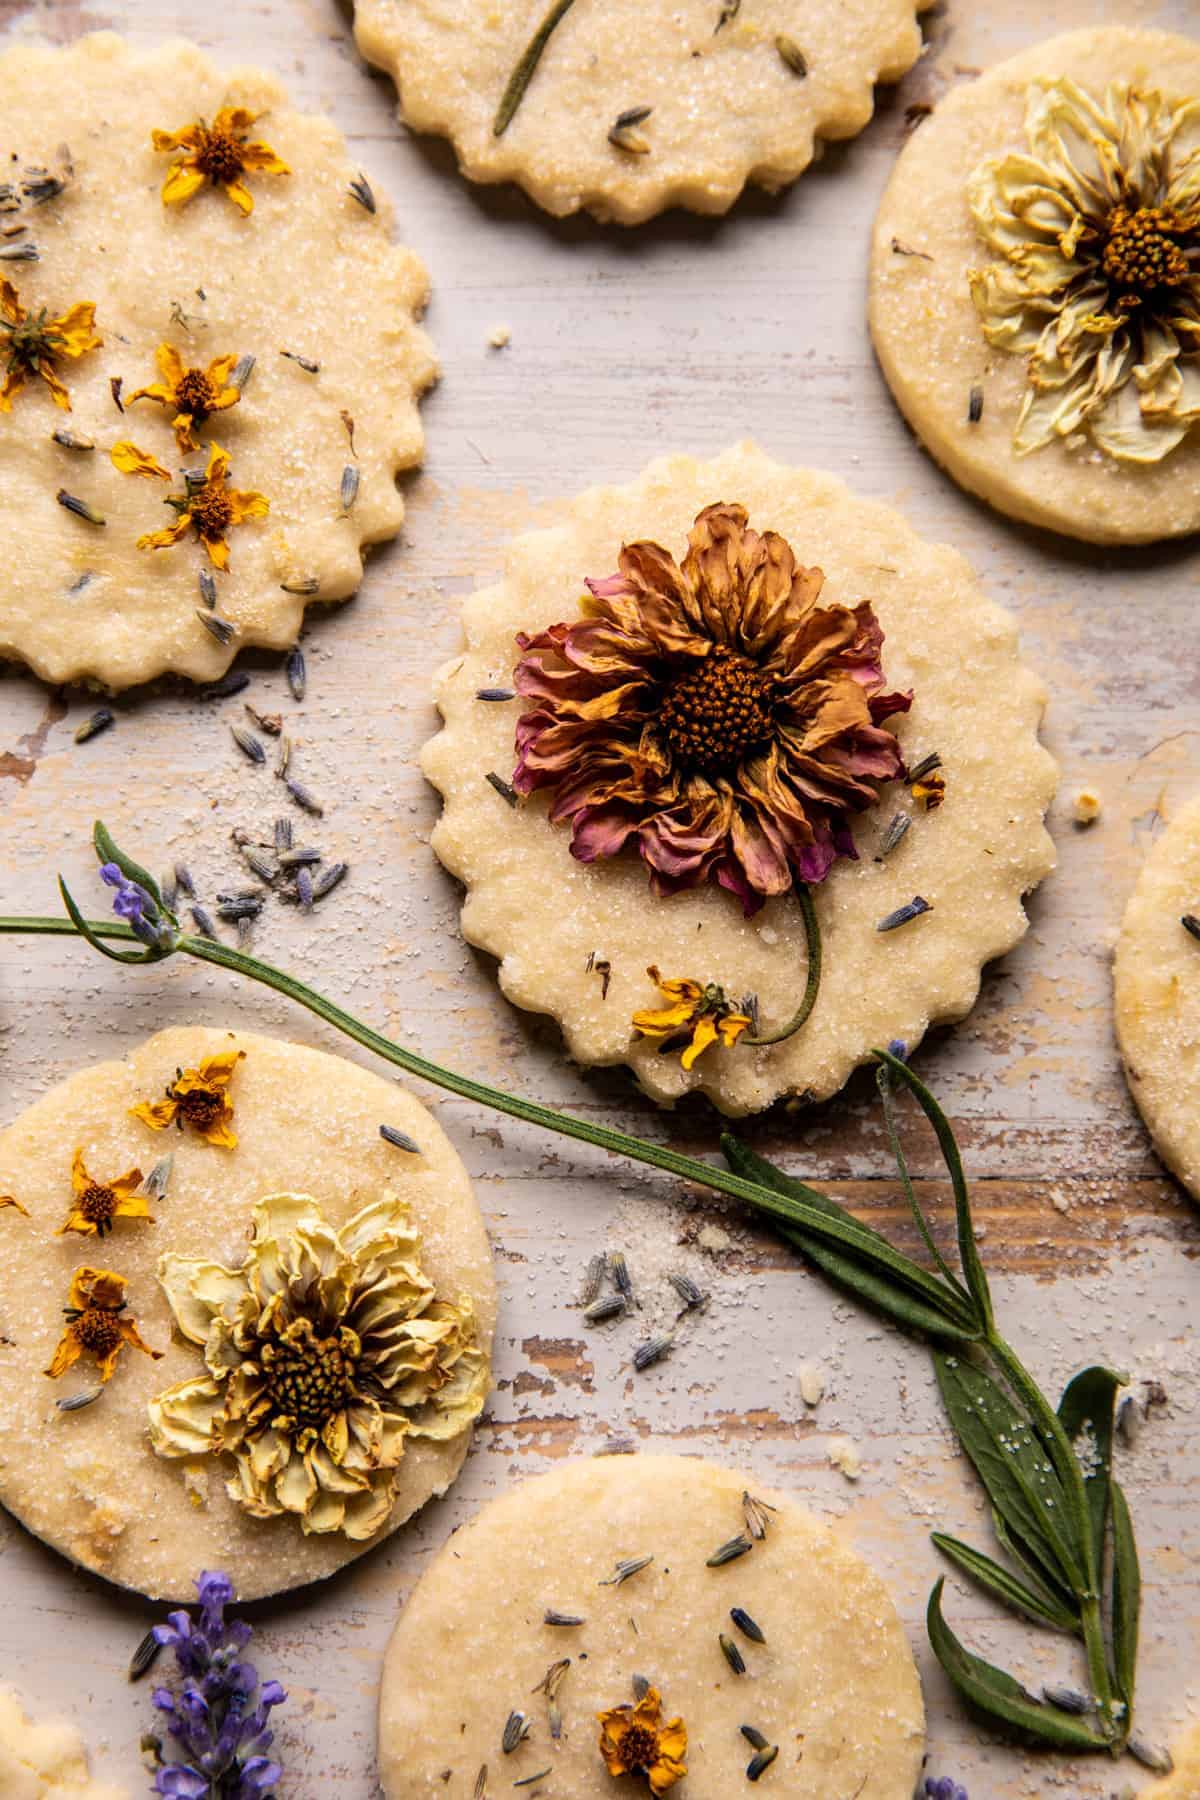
0, 0, 1197, 1793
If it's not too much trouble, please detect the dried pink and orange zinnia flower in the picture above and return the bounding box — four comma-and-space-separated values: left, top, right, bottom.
512, 502, 910, 916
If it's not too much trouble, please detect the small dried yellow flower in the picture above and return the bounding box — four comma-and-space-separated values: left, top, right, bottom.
0, 1192, 29, 1217
631, 967, 752, 1070
0, 277, 101, 413
57, 1148, 152, 1239
130, 443, 268, 570
131, 1049, 244, 1148
598, 1687, 688, 1796
45, 1266, 162, 1384
153, 107, 290, 214
128, 344, 242, 452
148, 1192, 490, 1539
912, 769, 945, 810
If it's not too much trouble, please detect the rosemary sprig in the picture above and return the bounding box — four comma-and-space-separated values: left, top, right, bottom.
493, 0, 579, 137
0, 821, 1143, 1758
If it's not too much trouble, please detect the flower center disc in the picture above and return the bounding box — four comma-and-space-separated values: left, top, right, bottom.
80, 1183, 117, 1226
196, 130, 245, 187
264, 1332, 355, 1430
619, 1725, 659, 1772
173, 368, 218, 418
1103, 205, 1189, 299
178, 1087, 222, 1127
75, 1307, 121, 1355
190, 489, 234, 542
659, 645, 776, 775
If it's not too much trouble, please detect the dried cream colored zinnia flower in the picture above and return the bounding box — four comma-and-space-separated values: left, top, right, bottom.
148, 1192, 489, 1539
968, 77, 1200, 464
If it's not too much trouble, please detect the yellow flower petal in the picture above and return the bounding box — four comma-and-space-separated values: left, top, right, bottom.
213, 106, 260, 136
0, 367, 26, 411
680, 1016, 718, 1070
198, 1051, 244, 1088
152, 125, 203, 153
0, 277, 21, 324
137, 518, 193, 552
227, 487, 270, 523
205, 352, 239, 389
161, 163, 207, 207
111, 440, 172, 480
45, 1332, 83, 1379
203, 534, 231, 571
204, 443, 232, 486
126, 382, 176, 408
131, 1097, 180, 1131
49, 302, 101, 358
631, 1001, 696, 1038
239, 142, 291, 176
0, 1193, 28, 1217
156, 342, 186, 385
222, 178, 255, 216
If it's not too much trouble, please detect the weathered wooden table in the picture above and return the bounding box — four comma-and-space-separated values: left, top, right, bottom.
1, 0, 1197, 1793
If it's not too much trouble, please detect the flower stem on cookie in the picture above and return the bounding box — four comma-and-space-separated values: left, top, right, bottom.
127, 344, 243, 452
45, 1266, 162, 1382
598, 1686, 687, 1795
153, 107, 290, 214
131, 1049, 244, 1148
58, 1148, 151, 1238
0, 277, 100, 412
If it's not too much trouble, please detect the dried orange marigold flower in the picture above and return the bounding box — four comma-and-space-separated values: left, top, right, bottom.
131, 1048, 245, 1148
57, 1148, 152, 1239
45, 1266, 162, 1384
598, 1686, 687, 1796
153, 107, 290, 214
0, 277, 101, 413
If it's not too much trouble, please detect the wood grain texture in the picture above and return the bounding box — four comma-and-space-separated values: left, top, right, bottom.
0, 0, 1197, 1793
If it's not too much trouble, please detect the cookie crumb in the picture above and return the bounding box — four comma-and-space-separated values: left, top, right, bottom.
488, 323, 511, 349
828, 1436, 862, 1480
799, 1362, 825, 1407
1073, 787, 1102, 826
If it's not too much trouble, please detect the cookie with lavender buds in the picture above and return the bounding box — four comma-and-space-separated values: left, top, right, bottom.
0, 1027, 494, 1600
1115, 793, 1200, 1204
354, 0, 932, 224
378, 1455, 924, 1798
0, 34, 434, 689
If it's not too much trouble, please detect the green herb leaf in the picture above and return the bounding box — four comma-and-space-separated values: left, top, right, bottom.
1057, 1365, 1125, 1574
493, 0, 578, 135
1110, 1479, 1141, 1710
92, 820, 169, 918
875, 1060, 971, 1302
722, 1135, 981, 1337
874, 1047, 994, 1331
931, 1532, 1080, 1634
926, 1579, 1111, 1750
934, 1352, 1083, 1592
989, 1507, 1079, 1618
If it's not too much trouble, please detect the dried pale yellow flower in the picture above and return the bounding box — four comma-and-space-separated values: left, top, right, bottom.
148, 1192, 490, 1539
598, 1687, 688, 1795
45, 1266, 162, 1383
152, 107, 290, 214
57, 1148, 152, 1238
128, 344, 242, 452
131, 1049, 244, 1147
968, 77, 1200, 464
0, 277, 101, 412
631, 968, 752, 1070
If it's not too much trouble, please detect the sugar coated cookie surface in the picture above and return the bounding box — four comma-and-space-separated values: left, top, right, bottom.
422, 443, 1056, 1115
870, 28, 1200, 544
0, 1027, 495, 1600
0, 34, 435, 689
0, 1688, 127, 1800
1114, 795, 1200, 1203
378, 1454, 924, 1798
354, 0, 929, 224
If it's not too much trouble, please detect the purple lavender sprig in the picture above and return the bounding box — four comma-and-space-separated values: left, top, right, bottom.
148, 1571, 286, 1799
99, 862, 170, 948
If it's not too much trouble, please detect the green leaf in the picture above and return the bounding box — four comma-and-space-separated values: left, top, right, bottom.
875, 1062, 971, 1302
926, 1579, 1112, 1750
92, 820, 168, 917
874, 1047, 993, 1331
1110, 1479, 1141, 1711
1057, 1365, 1125, 1577
722, 1135, 981, 1336
58, 877, 154, 965
990, 1507, 1079, 1616
931, 1531, 1080, 1633
773, 1223, 981, 1343
935, 1352, 1083, 1592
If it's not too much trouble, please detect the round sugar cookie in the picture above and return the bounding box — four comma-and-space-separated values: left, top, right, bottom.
869, 28, 1200, 545
0, 33, 436, 689
421, 442, 1057, 1116
353, 0, 930, 225
378, 1455, 925, 1799
0, 1026, 496, 1601
1114, 795, 1200, 1204
0, 1689, 127, 1800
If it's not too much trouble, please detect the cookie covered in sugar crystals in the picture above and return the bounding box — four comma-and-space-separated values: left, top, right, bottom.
0, 1027, 495, 1600
0, 33, 435, 689
378, 1455, 924, 1799
870, 28, 1200, 544
1114, 795, 1200, 1203
354, 0, 931, 224
0, 1689, 127, 1800
421, 442, 1057, 1116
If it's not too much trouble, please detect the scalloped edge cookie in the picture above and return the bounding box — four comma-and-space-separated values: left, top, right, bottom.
354, 0, 931, 224
421, 442, 1057, 1115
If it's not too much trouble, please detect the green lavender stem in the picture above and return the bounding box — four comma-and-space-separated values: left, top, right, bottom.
743, 882, 822, 1047
493, 0, 578, 135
